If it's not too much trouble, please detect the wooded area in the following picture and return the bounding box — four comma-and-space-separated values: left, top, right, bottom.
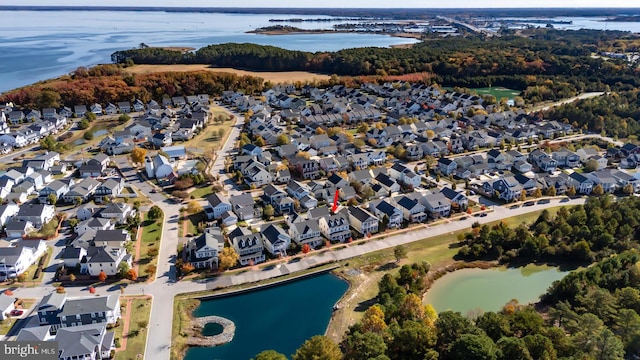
267, 198, 640, 360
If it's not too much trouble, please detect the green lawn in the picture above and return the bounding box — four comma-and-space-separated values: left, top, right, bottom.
115, 297, 152, 360
139, 214, 163, 280
27, 218, 59, 238
189, 185, 214, 200
443, 86, 521, 101
184, 212, 205, 237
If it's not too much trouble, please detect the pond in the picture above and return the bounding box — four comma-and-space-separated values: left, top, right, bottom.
185, 273, 348, 360
423, 265, 569, 315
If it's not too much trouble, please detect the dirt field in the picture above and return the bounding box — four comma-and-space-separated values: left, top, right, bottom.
126, 65, 330, 83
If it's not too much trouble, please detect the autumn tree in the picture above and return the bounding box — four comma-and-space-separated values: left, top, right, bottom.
127, 269, 138, 281
293, 335, 342, 360
263, 205, 275, 220
566, 186, 577, 197
592, 184, 605, 196
98, 270, 107, 282
187, 201, 203, 215
130, 147, 147, 165
218, 247, 239, 271
252, 350, 288, 360
145, 264, 157, 277
301, 243, 311, 254
546, 185, 557, 197
361, 305, 388, 334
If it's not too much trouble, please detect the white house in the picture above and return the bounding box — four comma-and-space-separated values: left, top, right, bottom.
145, 154, 174, 181
205, 193, 232, 220
260, 224, 291, 256
85, 246, 132, 277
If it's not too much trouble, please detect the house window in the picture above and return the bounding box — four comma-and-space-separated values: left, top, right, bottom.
76, 314, 81, 320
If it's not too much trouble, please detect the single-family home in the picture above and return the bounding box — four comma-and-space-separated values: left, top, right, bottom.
0, 241, 46, 280
0, 203, 19, 227
319, 212, 351, 243
205, 193, 232, 220
62, 177, 100, 203
348, 206, 379, 236
260, 224, 291, 256
16, 203, 55, 227
568, 172, 594, 194
483, 176, 523, 201
421, 192, 451, 218
369, 199, 403, 229
232, 233, 265, 266
394, 196, 428, 223
440, 187, 469, 210
289, 219, 323, 248
85, 246, 132, 277
437, 158, 458, 176
94, 178, 124, 202
185, 227, 225, 270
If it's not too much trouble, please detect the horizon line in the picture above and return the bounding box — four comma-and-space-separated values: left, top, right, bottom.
2, 5, 640, 9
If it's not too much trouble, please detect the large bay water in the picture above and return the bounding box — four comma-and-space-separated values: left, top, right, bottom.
423, 265, 569, 314
185, 273, 348, 360
0, 10, 419, 93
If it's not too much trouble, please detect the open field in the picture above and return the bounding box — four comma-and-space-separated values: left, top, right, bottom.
139, 213, 162, 280
125, 65, 331, 84
115, 297, 152, 360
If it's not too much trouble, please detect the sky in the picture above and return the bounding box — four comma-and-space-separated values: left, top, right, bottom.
6, 0, 640, 8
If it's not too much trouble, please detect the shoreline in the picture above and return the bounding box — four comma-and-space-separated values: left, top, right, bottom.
247, 28, 423, 40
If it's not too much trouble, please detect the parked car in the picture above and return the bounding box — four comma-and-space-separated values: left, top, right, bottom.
10, 309, 23, 316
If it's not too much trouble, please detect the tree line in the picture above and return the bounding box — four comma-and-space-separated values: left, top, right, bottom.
0, 64, 264, 109
456, 195, 640, 264
111, 29, 640, 102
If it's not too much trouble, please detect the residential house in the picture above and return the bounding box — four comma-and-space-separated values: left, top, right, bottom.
592, 155, 608, 170
529, 150, 558, 172
229, 193, 257, 221
369, 199, 403, 229
16, 203, 55, 227
421, 192, 451, 218
319, 212, 351, 243
75, 218, 113, 236
41, 323, 115, 360
260, 224, 291, 256
568, 172, 594, 194
36, 293, 121, 328
374, 173, 400, 194
289, 157, 320, 180
552, 149, 581, 168
231, 233, 265, 266
4, 219, 34, 238
90, 103, 103, 116
150, 132, 173, 148
348, 169, 374, 186
440, 187, 469, 210
93, 229, 131, 248
94, 178, 124, 202
205, 193, 232, 220
394, 196, 427, 223
185, 227, 225, 269
483, 176, 523, 201
78, 157, 108, 178
486, 149, 508, 170
85, 246, 132, 276
587, 170, 619, 193
348, 206, 379, 236
0, 241, 46, 280
105, 103, 118, 115
60, 246, 88, 268
0, 203, 19, 227
437, 157, 457, 176
289, 219, 323, 248
514, 173, 538, 194
62, 177, 100, 203
389, 163, 421, 188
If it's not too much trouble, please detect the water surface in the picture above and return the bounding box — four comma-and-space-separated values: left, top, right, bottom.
185, 273, 348, 360
423, 265, 568, 314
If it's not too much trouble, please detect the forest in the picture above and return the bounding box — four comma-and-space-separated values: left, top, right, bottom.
111, 29, 640, 103
260, 198, 640, 360
545, 89, 640, 138
0, 65, 264, 109
456, 196, 640, 264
